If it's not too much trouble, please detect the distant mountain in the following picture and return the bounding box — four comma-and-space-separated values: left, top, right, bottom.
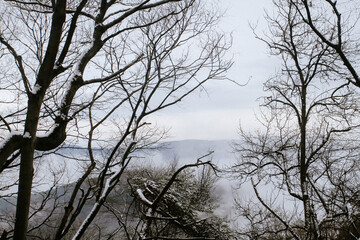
147, 139, 236, 167
0, 140, 238, 238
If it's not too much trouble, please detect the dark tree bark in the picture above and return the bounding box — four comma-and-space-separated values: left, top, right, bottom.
0, 0, 231, 238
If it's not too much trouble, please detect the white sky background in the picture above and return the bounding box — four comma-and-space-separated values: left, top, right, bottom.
151, 0, 281, 140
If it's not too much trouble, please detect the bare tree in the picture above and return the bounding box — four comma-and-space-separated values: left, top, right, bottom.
0, 0, 231, 238
232, 1, 360, 239
290, 0, 360, 87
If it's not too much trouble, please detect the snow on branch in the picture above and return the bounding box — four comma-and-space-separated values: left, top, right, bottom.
0, 131, 22, 150
136, 189, 153, 206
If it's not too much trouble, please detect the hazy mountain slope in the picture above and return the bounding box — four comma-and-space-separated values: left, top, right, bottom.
148, 139, 236, 167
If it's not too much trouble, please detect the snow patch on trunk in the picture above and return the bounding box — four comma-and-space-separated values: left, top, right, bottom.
31, 84, 41, 94
23, 132, 31, 139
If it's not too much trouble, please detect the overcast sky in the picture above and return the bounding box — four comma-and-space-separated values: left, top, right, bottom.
151, 0, 280, 140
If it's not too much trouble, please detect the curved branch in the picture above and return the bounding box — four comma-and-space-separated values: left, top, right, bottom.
251, 178, 301, 240
295, 0, 360, 86
56, 0, 89, 68
0, 35, 31, 96
0, 133, 23, 171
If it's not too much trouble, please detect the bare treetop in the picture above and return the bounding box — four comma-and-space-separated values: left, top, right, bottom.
0, 0, 232, 238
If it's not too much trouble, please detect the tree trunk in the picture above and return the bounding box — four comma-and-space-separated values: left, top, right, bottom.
13, 1, 66, 237
300, 85, 318, 240
14, 97, 41, 240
